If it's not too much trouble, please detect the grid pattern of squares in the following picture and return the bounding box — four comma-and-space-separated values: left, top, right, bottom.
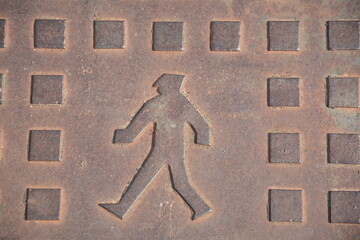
0, 16, 358, 224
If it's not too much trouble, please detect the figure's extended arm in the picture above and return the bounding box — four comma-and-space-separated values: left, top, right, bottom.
188, 105, 212, 146
113, 103, 153, 144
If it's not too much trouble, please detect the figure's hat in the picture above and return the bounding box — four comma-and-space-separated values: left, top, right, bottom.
153, 74, 185, 90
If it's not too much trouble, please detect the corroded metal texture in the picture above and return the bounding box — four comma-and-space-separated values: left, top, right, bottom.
0, 0, 359, 240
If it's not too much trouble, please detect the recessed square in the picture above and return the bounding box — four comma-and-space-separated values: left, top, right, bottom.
210, 21, 240, 51
28, 130, 61, 161
327, 77, 359, 108
0, 19, 5, 48
31, 75, 63, 105
269, 189, 302, 222
25, 188, 61, 220
329, 191, 360, 224
152, 22, 183, 51
268, 78, 300, 107
269, 133, 300, 163
268, 21, 299, 51
0, 73, 3, 104
94, 20, 125, 49
328, 134, 360, 164
34, 19, 65, 49
327, 21, 360, 50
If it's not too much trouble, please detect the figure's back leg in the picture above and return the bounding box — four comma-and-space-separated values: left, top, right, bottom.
169, 161, 211, 220
100, 155, 163, 219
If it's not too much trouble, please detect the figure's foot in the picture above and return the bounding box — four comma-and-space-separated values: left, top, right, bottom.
192, 204, 212, 220
99, 202, 127, 219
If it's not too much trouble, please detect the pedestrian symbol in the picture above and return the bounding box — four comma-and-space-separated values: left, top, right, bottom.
99, 74, 212, 220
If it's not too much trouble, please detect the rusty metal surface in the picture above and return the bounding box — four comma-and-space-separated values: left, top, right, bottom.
0, 19, 5, 48
34, 19, 65, 49
0, 0, 359, 239
25, 188, 61, 221
94, 20, 125, 49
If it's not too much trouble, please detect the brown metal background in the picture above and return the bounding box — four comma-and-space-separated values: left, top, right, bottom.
0, 0, 359, 239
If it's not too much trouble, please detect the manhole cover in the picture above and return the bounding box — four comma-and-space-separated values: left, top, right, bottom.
0, 0, 359, 239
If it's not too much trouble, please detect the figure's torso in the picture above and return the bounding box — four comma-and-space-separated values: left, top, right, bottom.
146, 94, 191, 157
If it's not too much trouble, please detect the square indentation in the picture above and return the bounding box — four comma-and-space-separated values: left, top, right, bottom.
210, 21, 240, 51
269, 189, 302, 222
0, 19, 5, 48
28, 130, 61, 161
268, 21, 299, 51
268, 78, 300, 107
25, 188, 61, 220
269, 133, 300, 163
94, 20, 125, 49
152, 22, 183, 51
329, 191, 360, 224
0, 73, 3, 104
327, 77, 359, 108
34, 19, 65, 49
327, 21, 360, 50
328, 134, 359, 164
31, 75, 63, 105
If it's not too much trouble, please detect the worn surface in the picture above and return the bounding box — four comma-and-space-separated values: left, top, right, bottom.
0, 19, 5, 48
327, 21, 360, 50
268, 189, 302, 222
267, 21, 299, 51
327, 77, 359, 108
31, 75, 64, 105
0, 0, 359, 239
0, 73, 3, 104
268, 133, 300, 163
152, 22, 184, 51
329, 191, 360, 224
94, 20, 125, 49
34, 19, 66, 49
210, 21, 241, 51
25, 188, 61, 220
28, 130, 61, 162
268, 78, 300, 107
328, 133, 360, 164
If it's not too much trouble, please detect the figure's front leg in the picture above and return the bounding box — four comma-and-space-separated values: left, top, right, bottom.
169, 161, 212, 220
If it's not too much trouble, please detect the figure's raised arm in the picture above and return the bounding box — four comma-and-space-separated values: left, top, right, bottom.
187, 105, 212, 146
113, 102, 154, 144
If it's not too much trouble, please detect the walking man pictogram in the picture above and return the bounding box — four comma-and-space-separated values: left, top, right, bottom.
100, 73, 212, 220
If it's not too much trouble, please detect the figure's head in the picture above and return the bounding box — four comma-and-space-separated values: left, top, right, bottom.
153, 74, 185, 94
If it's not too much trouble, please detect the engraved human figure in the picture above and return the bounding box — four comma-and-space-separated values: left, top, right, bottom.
100, 74, 212, 220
